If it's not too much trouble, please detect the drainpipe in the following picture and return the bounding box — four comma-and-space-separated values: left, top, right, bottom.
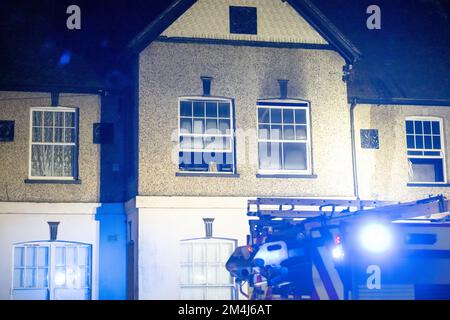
350, 98, 360, 204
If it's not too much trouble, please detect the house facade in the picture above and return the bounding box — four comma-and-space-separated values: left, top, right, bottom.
124, 0, 449, 300
0, 90, 127, 300
0, 0, 449, 300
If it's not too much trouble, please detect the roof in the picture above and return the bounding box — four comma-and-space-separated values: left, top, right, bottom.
310, 0, 450, 103
128, 0, 361, 63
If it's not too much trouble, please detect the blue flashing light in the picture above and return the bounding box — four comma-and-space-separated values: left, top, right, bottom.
359, 223, 392, 253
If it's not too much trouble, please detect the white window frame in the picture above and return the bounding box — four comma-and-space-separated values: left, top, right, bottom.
406, 116, 447, 184
179, 237, 238, 300
28, 107, 78, 180
11, 241, 92, 300
178, 96, 235, 174
256, 99, 312, 175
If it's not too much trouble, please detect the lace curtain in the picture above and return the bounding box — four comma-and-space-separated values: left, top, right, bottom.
31, 110, 76, 178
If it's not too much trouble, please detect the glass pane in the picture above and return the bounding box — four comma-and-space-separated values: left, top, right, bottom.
406, 135, 415, 149
180, 118, 192, 134
63, 146, 74, 176
31, 145, 53, 177
409, 158, 444, 183
14, 247, 24, 267
53, 145, 64, 177
192, 243, 206, 264
37, 247, 48, 267
65, 128, 75, 143
415, 135, 424, 149
206, 244, 218, 263
258, 108, 270, 123
271, 109, 282, 123
206, 265, 218, 284
193, 137, 204, 150
180, 101, 192, 117
56, 247, 65, 266
180, 136, 193, 150
405, 120, 414, 134
414, 121, 423, 134
25, 269, 36, 287
217, 267, 232, 285
55, 267, 66, 287
295, 125, 307, 140
193, 102, 205, 117
26, 247, 36, 267
219, 243, 234, 262
204, 137, 226, 150
218, 119, 230, 134
433, 136, 441, 149
32, 111, 42, 126
44, 127, 54, 142
14, 269, 24, 288
44, 112, 54, 127
180, 266, 191, 285
32, 127, 42, 142
55, 112, 64, 127
65, 112, 75, 127
207, 287, 232, 300
270, 125, 282, 140
218, 103, 230, 118
283, 125, 295, 140
37, 268, 48, 288
258, 124, 270, 140
206, 102, 218, 117
423, 121, 431, 134
79, 267, 89, 288
283, 143, 307, 170
192, 265, 206, 284
424, 136, 432, 149
258, 142, 282, 170
205, 119, 218, 134
295, 109, 307, 124
283, 109, 294, 124
78, 247, 89, 266
66, 247, 76, 265
432, 121, 440, 134
181, 287, 204, 300
193, 118, 205, 134
55, 128, 64, 142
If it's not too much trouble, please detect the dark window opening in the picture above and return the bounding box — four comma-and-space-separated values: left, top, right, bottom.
229, 6, 257, 35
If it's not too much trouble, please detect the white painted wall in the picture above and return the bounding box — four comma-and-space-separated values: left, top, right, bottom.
133, 196, 252, 300
0, 203, 100, 300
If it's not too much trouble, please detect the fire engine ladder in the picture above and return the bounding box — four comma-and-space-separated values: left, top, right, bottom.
247, 195, 449, 225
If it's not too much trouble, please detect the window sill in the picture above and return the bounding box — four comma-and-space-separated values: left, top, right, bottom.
407, 183, 450, 187
176, 172, 240, 178
24, 179, 81, 184
256, 173, 317, 179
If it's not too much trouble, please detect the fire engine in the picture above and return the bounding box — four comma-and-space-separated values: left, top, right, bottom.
226, 195, 450, 300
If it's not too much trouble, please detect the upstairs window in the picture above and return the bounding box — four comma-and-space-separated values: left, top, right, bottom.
257, 101, 312, 174
406, 117, 446, 184
179, 98, 235, 173
229, 6, 257, 35
30, 108, 78, 180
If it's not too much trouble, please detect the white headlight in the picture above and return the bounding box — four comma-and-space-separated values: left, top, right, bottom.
359, 223, 392, 253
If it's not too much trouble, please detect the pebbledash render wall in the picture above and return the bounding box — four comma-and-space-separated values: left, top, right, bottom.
0, 91, 100, 202
138, 41, 355, 198
354, 104, 450, 201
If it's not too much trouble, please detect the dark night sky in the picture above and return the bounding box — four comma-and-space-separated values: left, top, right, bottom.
0, 0, 449, 99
